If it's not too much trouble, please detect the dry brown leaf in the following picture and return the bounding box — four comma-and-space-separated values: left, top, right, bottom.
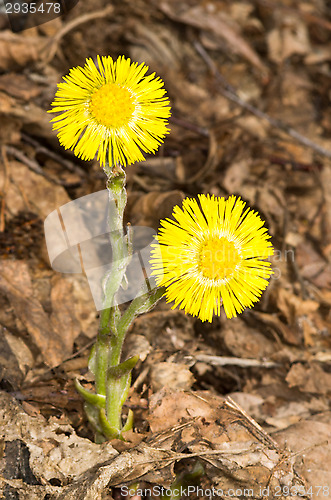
0, 390, 118, 498
2, 160, 70, 219
276, 288, 319, 325
275, 418, 331, 492
0, 260, 76, 367
122, 334, 151, 362
50, 275, 82, 352
166, 78, 212, 125
160, 1, 269, 75
147, 389, 310, 497
320, 164, 331, 245
264, 399, 328, 430
0, 31, 46, 71
286, 362, 331, 395
267, 14, 311, 64
0, 115, 21, 144
68, 274, 99, 340
0, 6, 114, 71
0, 88, 53, 140
150, 362, 195, 391
236, 115, 268, 139
255, 185, 286, 237
252, 310, 301, 346
0, 90, 17, 113
19, 383, 81, 412
0, 391, 178, 499
0, 73, 42, 100
148, 389, 221, 434
126, 190, 185, 228
0, 325, 34, 389
132, 308, 193, 352
305, 44, 331, 65
221, 317, 276, 359
296, 240, 331, 289
129, 21, 181, 70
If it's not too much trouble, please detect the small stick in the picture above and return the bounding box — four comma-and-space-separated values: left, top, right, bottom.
194, 41, 331, 160
195, 353, 279, 368
42, 6, 114, 64
225, 395, 281, 450
21, 133, 87, 178
5, 145, 63, 185
4, 145, 79, 187
0, 146, 10, 232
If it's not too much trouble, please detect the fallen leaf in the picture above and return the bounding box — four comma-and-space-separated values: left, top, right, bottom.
286, 362, 331, 395
267, 14, 311, 64
160, 1, 269, 75
50, 275, 82, 352
150, 362, 195, 391
0, 325, 33, 389
126, 190, 185, 228
296, 240, 331, 288
276, 287, 319, 325
2, 160, 70, 219
221, 317, 276, 359
252, 310, 301, 345
0, 260, 76, 366
275, 418, 331, 492
0, 30, 49, 71
0, 73, 41, 100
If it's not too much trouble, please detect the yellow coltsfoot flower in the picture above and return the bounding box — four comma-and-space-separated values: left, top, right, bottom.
150, 194, 274, 322
49, 55, 171, 167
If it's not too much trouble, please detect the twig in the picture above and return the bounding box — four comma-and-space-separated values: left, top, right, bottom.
169, 116, 209, 137
195, 353, 279, 368
130, 366, 150, 391
254, 0, 331, 32
21, 133, 87, 178
140, 442, 280, 464
225, 396, 281, 450
187, 130, 219, 183
268, 155, 322, 172
194, 41, 331, 160
23, 339, 95, 386
5, 145, 64, 186
0, 146, 10, 232
42, 5, 114, 63
289, 245, 310, 299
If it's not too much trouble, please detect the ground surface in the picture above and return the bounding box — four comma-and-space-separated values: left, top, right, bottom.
0, 0, 331, 499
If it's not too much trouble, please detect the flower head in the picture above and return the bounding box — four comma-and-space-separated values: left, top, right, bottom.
150, 194, 274, 322
49, 55, 171, 167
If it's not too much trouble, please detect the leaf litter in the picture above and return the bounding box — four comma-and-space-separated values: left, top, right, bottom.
0, 0, 331, 498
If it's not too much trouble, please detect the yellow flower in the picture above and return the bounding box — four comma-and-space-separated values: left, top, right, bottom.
49, 55, 171, 167
150, 194, 274, 322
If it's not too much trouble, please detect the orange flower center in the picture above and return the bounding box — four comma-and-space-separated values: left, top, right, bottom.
89, 83, 135, 128
199, 236, 241, 280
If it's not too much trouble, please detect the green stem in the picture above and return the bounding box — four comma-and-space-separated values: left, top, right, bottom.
97, 164, 128, 434
76, 160, 165, 440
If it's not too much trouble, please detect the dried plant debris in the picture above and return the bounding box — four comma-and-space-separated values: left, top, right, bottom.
0, 261, 80, 367
2, 389, 328, 499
